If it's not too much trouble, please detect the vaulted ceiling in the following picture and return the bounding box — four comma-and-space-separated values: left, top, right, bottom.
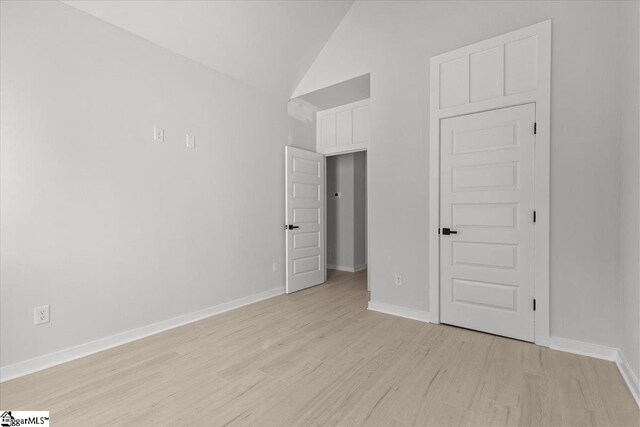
62, 0, 353, 98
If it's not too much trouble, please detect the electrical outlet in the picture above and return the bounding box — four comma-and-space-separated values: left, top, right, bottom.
272, 261, 279, 273
186, 134, 195, 149
153, 127, 164, 142
34, 305, 50, 325
394, 273, 403, 286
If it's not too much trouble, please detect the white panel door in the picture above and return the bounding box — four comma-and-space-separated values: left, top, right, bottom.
440, 103, 535, 341
285, 146, 325, 293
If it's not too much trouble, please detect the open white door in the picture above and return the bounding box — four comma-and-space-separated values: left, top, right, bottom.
285, 146, 325, 293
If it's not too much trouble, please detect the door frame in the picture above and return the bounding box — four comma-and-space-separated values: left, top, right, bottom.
428, 21, 551, 346
324, 148, 370, 291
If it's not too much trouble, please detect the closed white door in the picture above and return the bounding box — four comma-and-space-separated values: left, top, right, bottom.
440, 103, 536, 342
285, 146, 325, 293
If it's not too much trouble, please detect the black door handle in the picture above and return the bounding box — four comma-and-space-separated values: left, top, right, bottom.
285, 224, 300, 230
442, 228, 458, 235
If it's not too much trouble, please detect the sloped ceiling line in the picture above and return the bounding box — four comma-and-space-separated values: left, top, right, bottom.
62, 0, 354, 98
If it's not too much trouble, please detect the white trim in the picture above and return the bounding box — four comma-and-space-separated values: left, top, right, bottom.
549, 337, 640, 407
428, 20, 552, 346
316, 99, 370, 156
615, 350, 640, 406
0, 286, 285, 383
549, 336, 617, 361
354, 263, 367, 272
367, 305, 638, 406
321, 143, 368, 157
367, 301, 433, 323
323, 147, 370, 293
327, 263, 367, 273
327, 264, 356, 272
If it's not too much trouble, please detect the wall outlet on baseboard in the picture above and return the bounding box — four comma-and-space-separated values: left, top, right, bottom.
34, 305, 50, 325
394, 273, 403, 286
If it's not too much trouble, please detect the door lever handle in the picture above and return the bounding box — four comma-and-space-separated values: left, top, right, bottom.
442, 228, 458, 235
285, 224, 300, 230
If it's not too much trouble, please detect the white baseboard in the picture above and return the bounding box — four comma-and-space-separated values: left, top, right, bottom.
549, 336, 618, 361
354, 264, 367, 272
550, 336, 639, 407
327, 264, 354, 272
0, 286, 285, 383
327, 264, 367, 273
615, 349, 640, 406
3, 289, 637, 408
367, 301, 433, 323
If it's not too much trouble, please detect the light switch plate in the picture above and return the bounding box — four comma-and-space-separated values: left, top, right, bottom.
154, 127, 164, 142
186, 134, 195, 149
394, 273, 403, 286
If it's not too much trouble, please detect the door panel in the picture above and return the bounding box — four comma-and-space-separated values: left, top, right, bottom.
440, 103, 535, 341
286, 146, 325, 293
336, 110, 353, 146
320, 115, 336, 148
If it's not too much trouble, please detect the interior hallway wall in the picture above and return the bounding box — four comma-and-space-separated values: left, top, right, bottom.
327, 154, 355, 269
0, 0, 313, 369
354, 151, 367, 268
293, 1, 629, 349
326, 152, 367, 271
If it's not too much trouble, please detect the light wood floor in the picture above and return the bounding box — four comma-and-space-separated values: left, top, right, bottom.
1, 270, 638, 426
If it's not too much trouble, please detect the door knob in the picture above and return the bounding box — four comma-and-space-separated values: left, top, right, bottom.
442, 228, 458, 235
285, 224, 300, 230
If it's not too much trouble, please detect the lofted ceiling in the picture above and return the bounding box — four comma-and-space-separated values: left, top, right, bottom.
62, 0, 353, 98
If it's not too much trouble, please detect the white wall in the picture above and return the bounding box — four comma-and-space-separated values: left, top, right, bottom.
354, 151, 367, 268
327, 154, 355, 269
0, 1, 309, 368
618, 0, 640, 384
326, 152, 367, 270
293, 1, 628, 348
288, 115, 316, 151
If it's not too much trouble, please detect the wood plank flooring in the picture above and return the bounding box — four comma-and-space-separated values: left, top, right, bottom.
1, 269, 638, 426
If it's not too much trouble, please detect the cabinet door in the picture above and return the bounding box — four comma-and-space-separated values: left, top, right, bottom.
352, 105, 370, 144
336, 110, 353, 146
320, 114, 336, 150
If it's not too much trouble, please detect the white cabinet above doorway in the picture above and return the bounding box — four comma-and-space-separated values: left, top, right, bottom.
316, 99, 370, 155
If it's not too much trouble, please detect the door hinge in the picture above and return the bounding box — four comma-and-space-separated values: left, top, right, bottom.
533, 210, 537, 223
533, 299, 537, 311
534, 122, 537, 134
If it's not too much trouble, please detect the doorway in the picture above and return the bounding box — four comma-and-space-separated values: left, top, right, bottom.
428, 21, 551, 345
284, 147, 369, 294
326, 151, 367, 284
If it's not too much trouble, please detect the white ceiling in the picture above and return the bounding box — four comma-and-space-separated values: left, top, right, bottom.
62, 0, 353, 98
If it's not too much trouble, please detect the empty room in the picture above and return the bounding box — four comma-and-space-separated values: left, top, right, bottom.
0, 1, 638, 426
